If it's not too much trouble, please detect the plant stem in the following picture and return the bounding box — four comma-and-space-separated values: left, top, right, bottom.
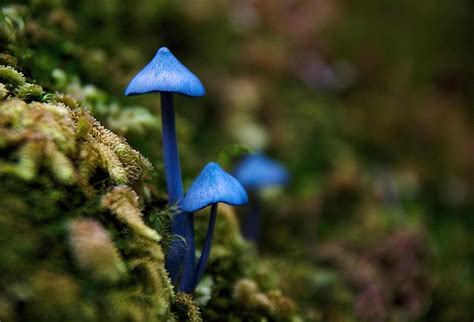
192, 203, 218, 291
161, 92, 195, 287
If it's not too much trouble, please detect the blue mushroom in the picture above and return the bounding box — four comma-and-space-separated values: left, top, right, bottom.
181, 162, 248, 292
234, 153, 289, 241
234, 153, 289, 189
125, 47, 205, 289
125, 47, 205, 97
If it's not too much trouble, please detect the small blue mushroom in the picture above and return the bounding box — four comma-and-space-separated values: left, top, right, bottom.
181, 162, 248, 292
234, 153, 289, 189
234, 153, 289, 241
125, 47, 205, 97
125, 47, 205, 289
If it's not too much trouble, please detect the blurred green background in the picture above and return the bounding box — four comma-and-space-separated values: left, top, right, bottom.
2, 0, 473, 320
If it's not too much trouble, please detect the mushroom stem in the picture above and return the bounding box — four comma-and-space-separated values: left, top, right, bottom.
192, 203, 218, 291
160, 92, 183, 203
178, 214, 196, 292
161, 92, 195, 286
242, 194, 261, 241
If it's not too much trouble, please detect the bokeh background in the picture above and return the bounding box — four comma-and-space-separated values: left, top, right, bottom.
2, 0, 473, 321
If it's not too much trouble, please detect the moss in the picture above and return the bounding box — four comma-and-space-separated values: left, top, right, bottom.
0, 64, 174, 321
0, 64, 25, 88
101, 185, 161, 242
23, 269, 89, 322
14, 82, 44, 101
68, 218, 126, 282
173, 293, 203, 322
0, 83, 7, 99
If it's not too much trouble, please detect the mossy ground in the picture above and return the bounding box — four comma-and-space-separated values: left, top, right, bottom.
0, 78, 174, 321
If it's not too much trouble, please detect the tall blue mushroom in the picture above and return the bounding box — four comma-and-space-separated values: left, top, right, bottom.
125, 47, 205, 287
234, 153, 289, 241
181, 162, 248, 292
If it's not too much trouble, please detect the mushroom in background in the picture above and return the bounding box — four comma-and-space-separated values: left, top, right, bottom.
234, 153, 289, 241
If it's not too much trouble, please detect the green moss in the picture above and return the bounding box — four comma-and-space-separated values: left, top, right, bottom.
0, 64, 174, 321
0, 83, 7, 99
0, 64, 25, 88
14, 82, 44, 101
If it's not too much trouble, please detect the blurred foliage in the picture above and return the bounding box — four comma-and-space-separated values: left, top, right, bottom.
1, 0, 473, 321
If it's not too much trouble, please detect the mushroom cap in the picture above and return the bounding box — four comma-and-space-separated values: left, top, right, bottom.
181, 162, 248, 213
233, 153, 289, 189
125, 47, 205, 97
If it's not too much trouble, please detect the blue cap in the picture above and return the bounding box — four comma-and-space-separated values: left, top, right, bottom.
234, 153, 289, 189
181, 162, 248, 212
125, 47, 205, 97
